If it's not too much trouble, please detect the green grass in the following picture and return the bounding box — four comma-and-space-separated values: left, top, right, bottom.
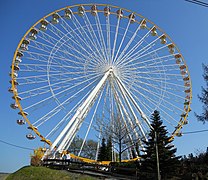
6, 166, 96, 180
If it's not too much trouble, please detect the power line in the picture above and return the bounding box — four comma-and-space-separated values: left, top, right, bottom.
185, 0, 208, 7
183, 129, 208, 134
0, 139, 34, 151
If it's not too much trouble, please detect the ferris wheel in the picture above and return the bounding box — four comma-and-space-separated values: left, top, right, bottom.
10, 4, 192, 161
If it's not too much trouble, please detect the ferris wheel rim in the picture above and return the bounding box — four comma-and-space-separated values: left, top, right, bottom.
10, 4, 192, 159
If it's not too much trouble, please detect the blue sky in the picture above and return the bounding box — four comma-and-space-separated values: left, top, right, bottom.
0, 0, 208, 173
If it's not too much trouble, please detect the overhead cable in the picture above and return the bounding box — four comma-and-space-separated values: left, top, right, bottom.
185, 0, 208, 7
0, 139, 34, 151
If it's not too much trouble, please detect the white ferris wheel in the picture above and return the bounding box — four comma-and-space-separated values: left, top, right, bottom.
10, 4, 192, 162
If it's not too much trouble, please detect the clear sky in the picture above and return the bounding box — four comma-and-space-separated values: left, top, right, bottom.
0, 0, 208, 173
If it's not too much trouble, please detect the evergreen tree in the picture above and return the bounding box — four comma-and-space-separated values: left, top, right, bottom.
106, 136, 112, 161
97, 138, 107, 161
140, 110, 181, 179
195, 64, 208, 123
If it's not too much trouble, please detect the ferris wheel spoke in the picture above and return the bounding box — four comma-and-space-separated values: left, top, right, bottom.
17, 71, 91, 84
94, 13, 108, 62
115, 20, 150, 66
78, 85, 105, 156
45, 88, 93, 139
20, 72, 100, 100
113, 19, 131, 63
125, 54, 176, 68
132, 78, 185, 100
23, 50, 82, 65
82, 13, 107, 63
106, 15, 111, 64
111, 17, 121, 63
20, 63, 83, 71
134, 61, 180, 70
136, 75, 183, 87
23, 74, 101, 112
115, 95, 141, 154
58, 18, 104, 64
113, 77, 148, 141
115, 76, 152, 127
121, 43, 169, 68
39, 27, 101, 64
47, 23, 104, 66
117, 33, 162, 67
131, 83, 184, 113
130, 87, 178, 127
33, 77, 100, 128
27, 42, 94, 66
111, 81, 142, 143
70, 14, 105, 62
53, 70, 110, 151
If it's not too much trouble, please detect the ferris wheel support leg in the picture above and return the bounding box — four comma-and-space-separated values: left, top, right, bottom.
115, 78, 147, 142
111, 82, 143, 152
51, 69, 111, 152
116, 76, 152, 129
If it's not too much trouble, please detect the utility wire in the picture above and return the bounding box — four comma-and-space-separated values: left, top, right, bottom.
0, 139, 34, 151
185, 0, 208, 7
183, 129, 208, 134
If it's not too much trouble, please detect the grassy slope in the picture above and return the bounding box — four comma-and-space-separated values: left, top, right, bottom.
6, 166, 96, 180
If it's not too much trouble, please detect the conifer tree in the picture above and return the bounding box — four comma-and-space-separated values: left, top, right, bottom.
140, 110, 181, 179
97, 138, 107, 161
106, 136, 112, 161
195, 64, 208, 123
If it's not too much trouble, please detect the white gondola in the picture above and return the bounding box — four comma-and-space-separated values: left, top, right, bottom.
185, 82, 190, 87
17, 119, 25, 125
15, 57, 22, 63
181, 113, 186, 117
167, 143, 175, 148
160, 35, 167, 44
151, 26, 157, 36
28, 126, 38, 131
12, 95, 22, 101
8, 87, 17, 93
128, 13, 135, 23
64, 8, 72, 19
176, 132, 183, 137
185, 95, 191, 100
51, 13, 60, 24
91, 5, 97, 16
104, 7, 110, 16
140, 19, 147, 29
180, 70, 187, 75
9, 80, 19, 85
42, 147, 47, 152
17, 51, 24, 57
175, 54, 182, 64
10, 103, 18, 109
18, 111, 29, 116
28, 28, 38, 40
167, 44, 175, 54
78, 6, 85, 16
39, 19, 49, 31
11, 65, 20, 71
180, 65, 186, 70
183, 76, 190, 81
183, 120, 188, 125
19, 39, 30, 51
26, 134, 36, 140
116, 9, 123, 18
185, 88, 191, 93
9, 72, 18, 78
184, 100, 190, 105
